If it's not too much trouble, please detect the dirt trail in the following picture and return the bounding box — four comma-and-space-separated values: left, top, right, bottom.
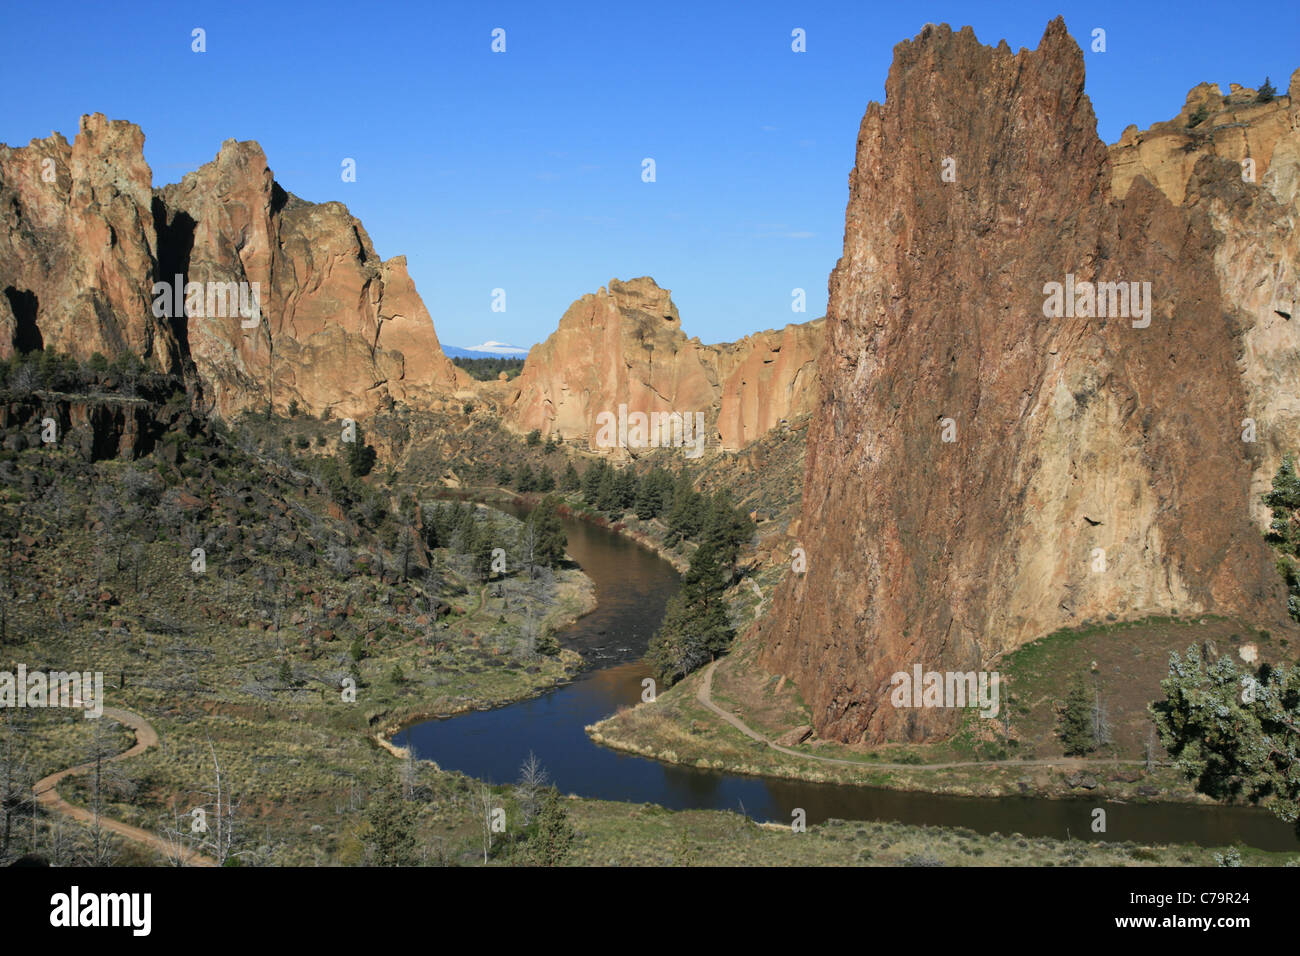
33, 706, 217, 866
695, 661, 1149, 773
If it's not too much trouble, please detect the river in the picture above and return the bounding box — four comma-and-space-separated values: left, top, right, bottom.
394, 499, 1300, 851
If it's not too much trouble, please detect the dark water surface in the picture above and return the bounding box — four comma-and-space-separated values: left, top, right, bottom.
395, 500, 1299, 851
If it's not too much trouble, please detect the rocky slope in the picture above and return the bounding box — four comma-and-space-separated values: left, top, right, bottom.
758, 20, 1299, 744
1, 115, 470, 421
502, 276, 823, 452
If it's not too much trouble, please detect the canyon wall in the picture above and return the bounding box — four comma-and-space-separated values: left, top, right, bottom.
1, 115, 470, 421
502, 276, 824, 452
759, 20, 1298, 744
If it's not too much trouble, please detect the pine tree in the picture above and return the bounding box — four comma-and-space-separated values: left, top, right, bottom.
536, 467, 555, 492
647, 540, 735, 686
595, 466, 619, 515
366, 783, 417, 866
515, 462, 536, 492
524, 787, 575, 866
581, 460, 606, 503
344, 424, 376, 477
666, 472, 702, 540
561, 462, 581, 492
1264, 455, 1300, 550
527, 495, 568, 568
634, 467, 668, 519
612, 467, 638, 513
1060, 673, 1095, 755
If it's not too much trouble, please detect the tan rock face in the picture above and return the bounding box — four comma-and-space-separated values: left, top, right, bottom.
758, 20, 1291, 745
0, 114, 181, 370
159, 141, 470, 419
1110, 69, 1298, 205
703, 320, 825, 449
503, 276, 823, 452
1, 117, 468, 420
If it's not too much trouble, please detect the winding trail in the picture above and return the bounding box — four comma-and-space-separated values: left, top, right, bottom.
696, 661, 1150, 773
33, 706, 216, 867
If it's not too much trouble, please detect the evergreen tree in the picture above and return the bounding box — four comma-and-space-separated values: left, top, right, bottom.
1153, 646, 1300, 831
1263, 455, 1300, 620
647, 540, 735, 686
635, 466, 673, 519
595, 466, 620, 515
536, 467, 556, 492
515, 462, 536, 492
343, 424, 376, 477
612, 467, 638, 513
1060, 673, 1095, 756
527, 495, 568, 568
666, 472, 703, 540
581, 460, 606, 503
1258, 77, 1277, 103
366, 784, 417, 866
699, 490, 753, 574
1264, 455, 1300, 550
561, 462, 581, 492
524, 787, 575, 866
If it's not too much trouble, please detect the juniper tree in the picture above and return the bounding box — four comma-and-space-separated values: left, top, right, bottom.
1152, 645, 1300, 831
524, 787, 575, 866
1059, 673, 1096, 756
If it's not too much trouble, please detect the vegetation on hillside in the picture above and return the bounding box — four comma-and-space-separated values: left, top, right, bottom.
452, 357, 525, 381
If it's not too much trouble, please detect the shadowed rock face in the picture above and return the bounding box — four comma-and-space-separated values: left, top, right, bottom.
758, 19, 1293, 745
1, 115, 469, 420
503, 276, 823, 452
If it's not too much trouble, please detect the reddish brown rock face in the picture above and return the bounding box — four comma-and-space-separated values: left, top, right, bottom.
1, 116, 468, 420
0, 115, 181, 371
758, 20, 1290, 744
503, 276, 823, 452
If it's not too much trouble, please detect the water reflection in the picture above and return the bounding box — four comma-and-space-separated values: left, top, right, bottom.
398, 500, 1300, 851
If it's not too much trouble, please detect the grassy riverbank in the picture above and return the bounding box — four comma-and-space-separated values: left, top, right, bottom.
589, 615, 1298, 811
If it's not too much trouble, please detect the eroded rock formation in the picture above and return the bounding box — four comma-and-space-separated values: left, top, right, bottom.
1, 115, 469, 420
759, 20, 1298, 744
503, 276, 823, 452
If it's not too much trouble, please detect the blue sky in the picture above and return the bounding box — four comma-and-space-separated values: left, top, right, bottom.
3, 1, 1296, 349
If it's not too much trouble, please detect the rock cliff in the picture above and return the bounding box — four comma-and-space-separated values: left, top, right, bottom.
759, 20, 1297, 744
502, 276, 823, 452
1, 116, 470, 420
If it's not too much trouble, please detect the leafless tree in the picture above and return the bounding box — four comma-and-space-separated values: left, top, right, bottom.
82, 718, 132, 866
514, 751, 549, 826
475, 782, 497, 864
518, 519, 539, 580
158, 805, 204, 867
193, 736, 244, 865
0, 709, 34, 862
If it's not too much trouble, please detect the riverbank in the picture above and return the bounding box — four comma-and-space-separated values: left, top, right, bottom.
588, 611, 1295, 814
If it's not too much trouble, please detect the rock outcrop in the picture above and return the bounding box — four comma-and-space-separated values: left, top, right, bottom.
1, 116, 469, 420
758, 20, 1296, 745
1110, 72, 1298, 205
503, 276, 823, 452
0, 115, 182, 373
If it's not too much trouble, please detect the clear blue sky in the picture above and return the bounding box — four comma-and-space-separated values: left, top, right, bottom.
3, 1, 1296, 349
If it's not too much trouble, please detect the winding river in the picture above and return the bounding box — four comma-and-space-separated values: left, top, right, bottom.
394, 500, 1300, 851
